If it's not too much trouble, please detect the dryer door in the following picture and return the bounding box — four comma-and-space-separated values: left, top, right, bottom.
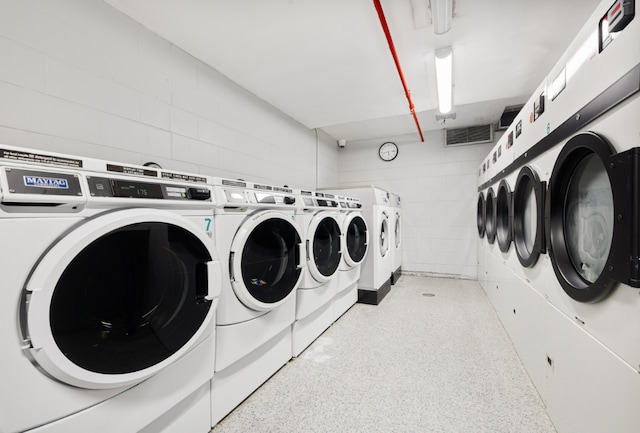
343, 213, 368, 268
21, 208, 220, 389
306, 213, 342, 282
496, 180, 512, 253
548, 132, 636, 302
477, 192, 486, 238
513, 166, 546, 267
230, 210, 303, 311
485, 187, 497, 244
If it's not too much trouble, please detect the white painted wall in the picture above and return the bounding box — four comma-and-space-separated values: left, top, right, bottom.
337, 130, 494, 279
0, 0, 337, 189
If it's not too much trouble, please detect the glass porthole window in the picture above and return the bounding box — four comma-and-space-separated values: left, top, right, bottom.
563, 154, 614, 283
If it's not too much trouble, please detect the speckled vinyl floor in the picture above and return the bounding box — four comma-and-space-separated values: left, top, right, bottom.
210, 276, 556, 433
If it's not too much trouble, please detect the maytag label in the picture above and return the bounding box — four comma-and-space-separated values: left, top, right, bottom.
23, 176, 69, 189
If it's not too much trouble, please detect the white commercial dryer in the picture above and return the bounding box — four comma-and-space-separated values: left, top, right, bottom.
0, 145, 221, 433
291, 190, 342, 357
332, 195, 369, 320
320, 186, 392, 305
389, 193, 402, 285
477, 1, 640, 432
209, 177, 303, 426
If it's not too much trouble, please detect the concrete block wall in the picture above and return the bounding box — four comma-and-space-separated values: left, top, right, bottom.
337, 130, 494, 279
0, 0, 337, 189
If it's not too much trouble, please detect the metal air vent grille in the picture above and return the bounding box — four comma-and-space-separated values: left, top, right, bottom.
445, 125, 493, 146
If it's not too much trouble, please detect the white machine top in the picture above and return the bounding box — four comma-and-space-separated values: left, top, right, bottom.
319, 185, 390, 207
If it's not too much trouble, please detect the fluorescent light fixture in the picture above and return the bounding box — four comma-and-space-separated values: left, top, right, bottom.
431, 0, 453, 34
435, 47, 453, 114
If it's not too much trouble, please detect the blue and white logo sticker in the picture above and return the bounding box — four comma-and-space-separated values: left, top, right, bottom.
23, 176, 69, 189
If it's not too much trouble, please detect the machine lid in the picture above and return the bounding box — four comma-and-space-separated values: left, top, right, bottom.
513, 166, 546, 267
20, 208, 220, 389
343, 213, 368, 267
230, 210, 303, 311
306, 214, 342, 282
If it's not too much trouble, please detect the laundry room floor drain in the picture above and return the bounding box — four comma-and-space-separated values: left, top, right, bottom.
422, 293, 436, 297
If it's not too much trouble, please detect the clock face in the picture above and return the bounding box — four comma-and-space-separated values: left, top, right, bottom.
379, 142, 398, 161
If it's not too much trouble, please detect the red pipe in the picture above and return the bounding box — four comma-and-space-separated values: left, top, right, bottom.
373, 0, 425, 142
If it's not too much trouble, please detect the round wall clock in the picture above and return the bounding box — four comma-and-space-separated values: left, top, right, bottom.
379, 142, 398, 161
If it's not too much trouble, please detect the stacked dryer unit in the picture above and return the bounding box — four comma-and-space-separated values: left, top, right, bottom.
291, 190, 342, 356
332, 195, 369, 320
477, 1, 640, 432
321, 186, 392, 305
389, 193, 402, 285
209, 177, 303, 426
0, 145, 220, 433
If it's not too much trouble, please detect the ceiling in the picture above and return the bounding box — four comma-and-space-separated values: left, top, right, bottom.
104, 0, 601, 143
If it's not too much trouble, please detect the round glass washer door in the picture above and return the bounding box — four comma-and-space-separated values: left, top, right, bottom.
21, 208, 220, 389
343, 213, 368, 267
230, 210, 303, 311
306, 214, 342, 282
496, 180, 512, 253
379, 211, 390, 258
485, 188, 497, 244
548, 132, 619, 303
513, 166, 545, 267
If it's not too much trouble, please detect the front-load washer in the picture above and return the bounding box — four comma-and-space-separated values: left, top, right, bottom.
332, 195, 369, 321
291, 190, 342, 357
389, 193, 402, 285
0, 145, 221, 433
209, 177, 303, 426
320, 186, 392, 305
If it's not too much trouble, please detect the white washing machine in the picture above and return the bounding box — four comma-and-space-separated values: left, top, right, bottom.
291, 190, 342, 356
320, 186, 392, 305
332, 195, 369, 321
209, 177, 303, 426
0, 145, 220, 433
389, 193, 402, 285
478, 1, 640, 431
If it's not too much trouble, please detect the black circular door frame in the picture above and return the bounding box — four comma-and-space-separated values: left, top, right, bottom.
513, 166, 546, 267
485, 187, 497, 245
496, 180, 513, 253
477, 192, 486, 239
547, 132, 636, 303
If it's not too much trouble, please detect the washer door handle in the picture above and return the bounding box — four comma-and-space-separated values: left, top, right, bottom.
297, 242, 305, 269
205, 260, 222, 300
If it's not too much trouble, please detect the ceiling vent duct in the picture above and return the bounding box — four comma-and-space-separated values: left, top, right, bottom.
445, 124, 493, 147
498, 104, 524, 130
